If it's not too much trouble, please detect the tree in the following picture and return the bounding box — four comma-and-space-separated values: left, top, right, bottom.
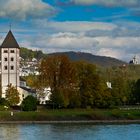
21, 95, 37, 111
39, 55, 77, 108
0, 98, 8, 106
5, 84, 20, 106
111, 69, 131, 106
75, 61, 101, 108
132, 79, 140, 104
69, 90, 81, 108
25, 74, 40, 89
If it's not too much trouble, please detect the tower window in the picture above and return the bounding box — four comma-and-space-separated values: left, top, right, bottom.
4, 66, 7, 70
4, 50, 8, 53
10, 50, 15, 53
11, 66, 14, 70
4, 57, 8, 61
11, 57, 14, 61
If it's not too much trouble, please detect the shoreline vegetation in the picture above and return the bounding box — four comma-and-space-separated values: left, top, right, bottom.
0, 108, 140, 124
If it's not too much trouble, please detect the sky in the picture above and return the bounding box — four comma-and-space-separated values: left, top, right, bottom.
0, 0, 140, 62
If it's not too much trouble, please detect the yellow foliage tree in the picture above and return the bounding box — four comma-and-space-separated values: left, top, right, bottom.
5, 84, 20, 106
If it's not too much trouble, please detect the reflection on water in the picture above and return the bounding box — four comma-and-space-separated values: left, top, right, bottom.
0, 124, 140, 140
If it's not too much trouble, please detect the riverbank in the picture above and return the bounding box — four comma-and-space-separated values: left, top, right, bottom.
1, 120, 140, 124
0, 109, 140, 123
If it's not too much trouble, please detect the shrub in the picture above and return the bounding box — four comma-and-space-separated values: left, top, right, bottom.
0, 98, 8, 106
21, 95, 37, 111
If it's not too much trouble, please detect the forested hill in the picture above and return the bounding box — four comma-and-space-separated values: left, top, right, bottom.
49, 52, 127, 67
20, 47, 47, 60
20, 47, 127, 67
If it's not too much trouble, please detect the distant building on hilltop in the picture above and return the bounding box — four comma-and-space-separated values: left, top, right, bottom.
129, 56, 138, 65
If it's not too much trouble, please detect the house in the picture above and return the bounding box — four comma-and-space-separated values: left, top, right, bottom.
37, 87, 52, 104
129, 56, 138, 64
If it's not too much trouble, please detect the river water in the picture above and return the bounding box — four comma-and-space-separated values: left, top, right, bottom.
0, 124, 140, 140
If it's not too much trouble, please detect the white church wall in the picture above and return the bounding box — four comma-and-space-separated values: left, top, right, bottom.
1, 47, 20, 95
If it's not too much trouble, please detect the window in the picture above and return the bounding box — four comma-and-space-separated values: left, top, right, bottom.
11, 57, 14, 61
11, 66, 14, 70
4, 50, 8, 53
4, 66, 7, 70
10, 50, 15, 53
4, 58, 7, 61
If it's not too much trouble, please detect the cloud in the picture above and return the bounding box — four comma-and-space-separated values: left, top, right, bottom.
35, 20, 140, 38
72, 0, 140, 7
35, 20, 117, 32
18, 30, 140, 61
3, 20, 140, 62
130, 8, 140, 16
0, 0, 56, 20
85, 26, 140, 37
21, 32, 98, 52
96, 48, 124, 59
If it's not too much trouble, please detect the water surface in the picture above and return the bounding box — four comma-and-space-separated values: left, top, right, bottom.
0, 124, 140, 140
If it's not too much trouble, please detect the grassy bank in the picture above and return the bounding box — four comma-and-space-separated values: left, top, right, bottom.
0, 108, 140, 121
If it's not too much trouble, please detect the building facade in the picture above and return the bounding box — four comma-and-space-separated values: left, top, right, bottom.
1, 30, 20, 98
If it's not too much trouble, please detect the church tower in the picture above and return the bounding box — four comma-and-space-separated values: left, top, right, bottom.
1, 30, 20, 98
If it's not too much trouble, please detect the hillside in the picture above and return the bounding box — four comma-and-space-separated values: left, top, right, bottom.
20, 47, 127, 67
49, 51, 127, 67
20, 47, 47, 60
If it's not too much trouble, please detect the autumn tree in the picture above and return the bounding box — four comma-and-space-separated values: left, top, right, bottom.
25, 74, 40, 89
5, 84, 20, 106
111, 68, 131, 106
39, 55, 78, 108
75, 61, 100, 108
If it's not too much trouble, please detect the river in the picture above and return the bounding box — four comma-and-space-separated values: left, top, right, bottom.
0, 124, 139, 140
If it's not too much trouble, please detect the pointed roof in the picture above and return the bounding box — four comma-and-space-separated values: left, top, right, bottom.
1, 30, 20, 48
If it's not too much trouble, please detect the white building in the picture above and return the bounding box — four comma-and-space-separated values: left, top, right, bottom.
0, 30, 35, 104
1, 30, 20, 98
37, 87, 52, 104
129, 56, 138, 64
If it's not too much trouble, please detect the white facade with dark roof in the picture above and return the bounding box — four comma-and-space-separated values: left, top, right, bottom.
1, 30, 20, 98
0, 30, 46, 105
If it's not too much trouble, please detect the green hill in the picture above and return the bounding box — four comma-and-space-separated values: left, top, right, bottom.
49, 51, 127, 67
20, 47, 126, 67
20, 47, 140, 81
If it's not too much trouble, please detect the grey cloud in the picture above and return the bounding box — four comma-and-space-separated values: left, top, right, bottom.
0, 0, 56, 20
85, 26, 140, 37
130, 8, 140, 16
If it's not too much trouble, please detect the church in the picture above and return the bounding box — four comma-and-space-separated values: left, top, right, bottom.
0, 30, 35, 104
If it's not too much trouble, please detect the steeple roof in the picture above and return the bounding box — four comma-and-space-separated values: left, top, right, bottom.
1, 30, 20, 48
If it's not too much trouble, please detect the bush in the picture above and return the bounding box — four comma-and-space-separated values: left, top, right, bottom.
0, 98, 8, 106
21, 95, 37, 111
